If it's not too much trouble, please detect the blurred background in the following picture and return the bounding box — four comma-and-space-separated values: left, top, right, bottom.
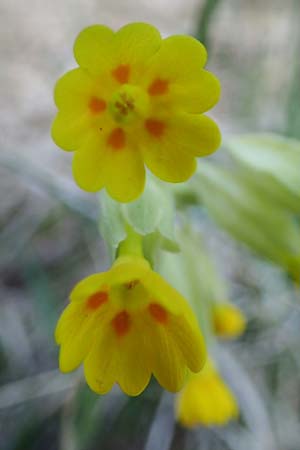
1, 1, 300, 449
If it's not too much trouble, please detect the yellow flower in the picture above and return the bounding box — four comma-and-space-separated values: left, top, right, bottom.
55, 255, 206, 396
176, 359, 238, 427
213, 303, 246, 339
51, 22, 221, 202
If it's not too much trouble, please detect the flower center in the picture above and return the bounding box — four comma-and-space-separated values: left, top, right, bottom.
109, 84, 149, 125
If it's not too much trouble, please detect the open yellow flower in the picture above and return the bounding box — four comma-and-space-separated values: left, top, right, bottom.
55, 255, 206, 396
213, 303, 246, 339
176, 359, 238, 427
51, 22, 221, 202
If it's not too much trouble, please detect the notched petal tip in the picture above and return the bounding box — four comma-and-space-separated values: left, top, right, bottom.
114, 22, 162, 52
74, 24, 114, 73
160, 34, 208, 68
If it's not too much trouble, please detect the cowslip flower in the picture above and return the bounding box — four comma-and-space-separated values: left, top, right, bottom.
176, 359, 238, 427
55, 255, 206, 396
213, 303, 246, 339
51, 22, 221, 202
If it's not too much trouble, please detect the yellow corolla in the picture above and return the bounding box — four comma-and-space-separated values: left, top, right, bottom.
176, 359, 238, 427
55, 255, 206, 396
213, 303, 246, 339
51, 22, 221, 202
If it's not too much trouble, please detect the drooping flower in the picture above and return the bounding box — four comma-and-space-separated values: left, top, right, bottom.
51, 22, 221, 202
55, 255, 206, 396
176, 359, 238, 427
213, 303, 246, 339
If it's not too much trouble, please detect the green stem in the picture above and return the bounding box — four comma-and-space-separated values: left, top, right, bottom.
285, 3, 300, 139
117, 226, 144, 258
195, 0, 222, 49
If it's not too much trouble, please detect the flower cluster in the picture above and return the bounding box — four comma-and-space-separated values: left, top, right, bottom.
49, 17, 298, 439
51, 21, 238, 420
52, 22, 221, 202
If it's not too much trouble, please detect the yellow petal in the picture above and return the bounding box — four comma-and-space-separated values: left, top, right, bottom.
72, 133, 107, 192
171, 70, 221, 114
51, 110, 91, 151
141, 135, 197, 183
108, 256, 151, 285
84, 317, 151, 396
146, 35, 207, 80
116, 314, 152, 395
168, 113, 221, 157
150, 323, 187, 392
142, 270, 197, 318
74, 25, 114, 74
59, 320, 94, 372
53, 68, 94, 111
144, 35, 220, 113
111, 23, 161, 80
104, 146, 146, 202
55, 302, 99, 372
169, 315, 206, 373
69, 273, 108, 303
55, 301, 84, 344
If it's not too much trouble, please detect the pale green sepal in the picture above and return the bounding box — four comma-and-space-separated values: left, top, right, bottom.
226, 133, 300, 203
157, 231, 214, 344
122, 180, 162, 234
195, 161, 300, 275
99, 177, 178, 261
98, 192, 127, 261
121, 177, 179, 252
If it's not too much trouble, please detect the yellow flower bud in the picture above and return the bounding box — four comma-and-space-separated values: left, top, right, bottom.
213, 303, 246, 339
176, 359, 238, 427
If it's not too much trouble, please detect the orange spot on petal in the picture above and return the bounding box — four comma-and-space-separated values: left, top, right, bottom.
145, 119, 166, 138
89, 96, 106, 114
86, 291, 108, 310
112, 310, 131, 337
107, 128, 126, 150
149, 303, 168, 324
112, 64, 130, 84
148, 78, 169, 96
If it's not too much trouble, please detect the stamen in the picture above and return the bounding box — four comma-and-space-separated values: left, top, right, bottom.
112, 310, 130, 337
149, 303, 168, 324
125, 279, 139, 290
112, 64, 130, 84
148, 78, 169, 96
107, 128, 126, 150
86, 291, 108, 310
145, 119, 165, 138
115, 93, 134, 116
88, 96, 106, 114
